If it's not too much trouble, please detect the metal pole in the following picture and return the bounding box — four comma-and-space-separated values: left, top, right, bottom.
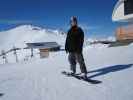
31, 48, 34, 58
1, 50, 8, 64
13, 46, 18, 63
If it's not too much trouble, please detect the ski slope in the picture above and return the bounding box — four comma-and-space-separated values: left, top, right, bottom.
0, 25, 133, 100
0, 44, 133, 100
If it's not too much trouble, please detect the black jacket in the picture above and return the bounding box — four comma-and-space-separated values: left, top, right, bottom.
65, 26, 84, 53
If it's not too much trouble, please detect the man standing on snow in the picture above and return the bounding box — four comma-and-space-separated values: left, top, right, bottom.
65, 16, 87, 78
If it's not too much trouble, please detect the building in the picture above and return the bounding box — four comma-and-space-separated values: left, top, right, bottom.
112, 0, 133, 41
116, 25, 133, 41
26, 42, 61, 58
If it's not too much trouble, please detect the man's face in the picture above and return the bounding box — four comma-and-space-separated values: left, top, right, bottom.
70, 20, 77, 27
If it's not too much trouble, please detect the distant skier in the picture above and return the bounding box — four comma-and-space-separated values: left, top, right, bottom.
65, 16, 87, 78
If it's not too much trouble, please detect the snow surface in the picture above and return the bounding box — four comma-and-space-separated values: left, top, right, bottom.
0, 25, 133, 100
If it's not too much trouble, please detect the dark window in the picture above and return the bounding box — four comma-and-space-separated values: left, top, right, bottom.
124, 0, 133, 15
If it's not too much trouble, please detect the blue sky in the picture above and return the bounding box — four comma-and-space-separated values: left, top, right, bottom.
0, 0, 119, 37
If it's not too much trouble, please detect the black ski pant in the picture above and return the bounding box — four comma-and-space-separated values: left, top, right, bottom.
68, 52, 87, 74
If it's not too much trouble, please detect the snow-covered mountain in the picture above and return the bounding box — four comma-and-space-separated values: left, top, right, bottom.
0, 25, 67, 64
0, 24, 116, 51
0, 25, 66, 50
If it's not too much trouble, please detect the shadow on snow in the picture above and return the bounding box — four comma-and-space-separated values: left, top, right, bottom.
87, 64, 133, 79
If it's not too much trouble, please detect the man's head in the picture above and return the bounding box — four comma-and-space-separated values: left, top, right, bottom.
70, 16, 78, 27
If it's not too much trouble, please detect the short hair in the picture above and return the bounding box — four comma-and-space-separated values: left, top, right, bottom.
71, 16, 78, 23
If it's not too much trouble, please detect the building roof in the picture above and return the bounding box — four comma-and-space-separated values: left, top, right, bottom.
112, 0, 133, 22
26, 42, 60, 49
